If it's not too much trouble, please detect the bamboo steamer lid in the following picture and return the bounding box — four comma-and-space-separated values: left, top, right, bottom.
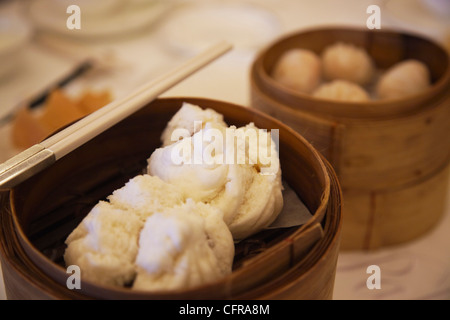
250, 27, 450, 250
0, 98, 342, 299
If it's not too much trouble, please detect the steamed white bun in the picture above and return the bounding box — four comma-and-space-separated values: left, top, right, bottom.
64, 201, 142, 287
161, 102, 227, 147
65, 175, 185, 287
133, 200, 234, 291
108, 174, 184, 221
220, 123, 283, 240
148, 119, 284, 240
148, 123, 229, 203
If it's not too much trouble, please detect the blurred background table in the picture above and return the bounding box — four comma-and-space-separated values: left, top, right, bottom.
0, 0, 448, 300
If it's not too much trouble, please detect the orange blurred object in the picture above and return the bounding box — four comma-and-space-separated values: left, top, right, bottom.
39, 90, 85, 132
78, 91, 112, 114
11, 107, 48, 149
12, 89, 112, 149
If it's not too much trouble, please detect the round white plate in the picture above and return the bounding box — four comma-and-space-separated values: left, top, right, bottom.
157, 1, 282, 55
27, 0, 175, 39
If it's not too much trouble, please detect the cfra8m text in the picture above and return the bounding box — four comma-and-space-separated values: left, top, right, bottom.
223, 304, 269, 315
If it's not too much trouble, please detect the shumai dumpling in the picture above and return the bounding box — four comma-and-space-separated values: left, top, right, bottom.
272, 48, 322, 94
322, 42, 374, 85
313, 80, 370, 102
376, 59, 431, 100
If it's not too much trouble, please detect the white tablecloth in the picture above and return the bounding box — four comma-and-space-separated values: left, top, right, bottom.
0, 0, 449, 300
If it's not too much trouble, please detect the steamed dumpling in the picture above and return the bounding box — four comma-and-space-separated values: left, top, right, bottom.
272, 49, 322, 94
376, 59, 431, 100
107, 174, 185, 222
312, 80, 370, 102
148, 115, 284, 240
148, 123, 230, 203
133, 200, 234, 291
161, 102, 227, 147
64, 175, 186, 287
322, 42, 374, 85
221, 123, 283, 240
64, 201, 142, 287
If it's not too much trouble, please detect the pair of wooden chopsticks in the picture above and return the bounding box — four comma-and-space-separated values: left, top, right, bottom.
0, 41, 232, 189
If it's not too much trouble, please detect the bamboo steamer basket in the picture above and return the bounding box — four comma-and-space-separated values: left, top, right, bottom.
250, 27, 450, 250
0, 97, 342, 300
